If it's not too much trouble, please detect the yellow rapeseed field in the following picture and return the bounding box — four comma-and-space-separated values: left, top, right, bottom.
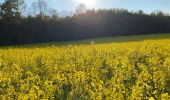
0, 34, 170, 100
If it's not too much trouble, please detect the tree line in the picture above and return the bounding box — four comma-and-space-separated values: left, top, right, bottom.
0, 0, 170, 45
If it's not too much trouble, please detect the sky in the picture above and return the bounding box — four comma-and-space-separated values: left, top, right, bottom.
0, 0, 170, 15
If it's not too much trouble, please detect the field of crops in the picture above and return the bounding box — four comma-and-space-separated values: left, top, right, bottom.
1, 34, 170, 99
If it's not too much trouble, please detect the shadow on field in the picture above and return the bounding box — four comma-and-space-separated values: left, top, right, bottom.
1, 33, 170, 48
70, 33, 170, 44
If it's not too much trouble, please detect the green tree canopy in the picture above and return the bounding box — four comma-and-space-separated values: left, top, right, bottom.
0, 0, 23, 24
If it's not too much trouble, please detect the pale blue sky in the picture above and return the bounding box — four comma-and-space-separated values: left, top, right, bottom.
0, 0, 170, 14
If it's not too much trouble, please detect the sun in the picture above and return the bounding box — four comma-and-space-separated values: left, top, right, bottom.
76, 0, 96, 6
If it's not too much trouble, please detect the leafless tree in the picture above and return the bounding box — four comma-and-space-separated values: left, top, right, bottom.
75, 3, 87, 15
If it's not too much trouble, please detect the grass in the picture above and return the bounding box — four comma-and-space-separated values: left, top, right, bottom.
1, 33, 170, 48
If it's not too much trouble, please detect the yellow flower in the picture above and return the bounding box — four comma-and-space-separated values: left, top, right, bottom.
0, 59, 3, 67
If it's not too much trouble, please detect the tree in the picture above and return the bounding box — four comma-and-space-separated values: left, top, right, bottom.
49, 9, 58, 20
38, 0, 48, 16
18, 0, 26, 16
31, 0, 48, 17
1, 5, 170, 45
138, 10, 144, 15
0, 0, 24, 45
1, 0, 20, 17
0, 0, 22, 24
75, 3, 87, 15
0, 3, 2, 19
36, 0, 48, 17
